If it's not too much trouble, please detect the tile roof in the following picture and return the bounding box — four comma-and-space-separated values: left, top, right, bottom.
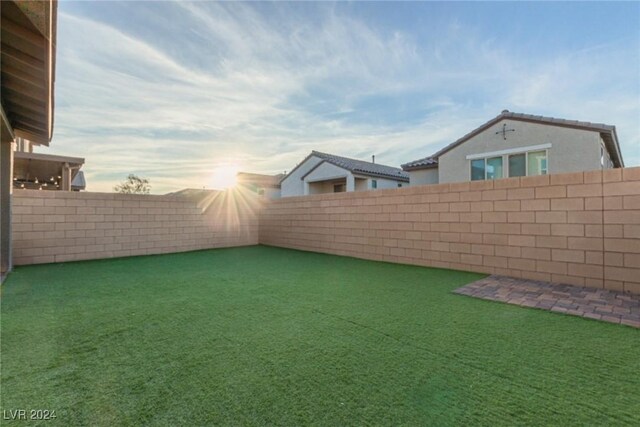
309, 151, 409, 181
402, 110, 623, 170
401, 156, 439, 170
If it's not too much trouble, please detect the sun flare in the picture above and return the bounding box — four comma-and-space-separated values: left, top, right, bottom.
209, 164, 240, 189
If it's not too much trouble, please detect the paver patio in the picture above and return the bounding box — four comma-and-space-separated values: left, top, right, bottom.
454, 275, 640, 328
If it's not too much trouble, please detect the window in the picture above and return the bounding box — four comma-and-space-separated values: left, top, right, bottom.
486, 157, 503, 180
333, 184, 345, 193
397, 183, 402, 188
471, 159, 485, 181
470, 157, 502, 181
508, 153, 526, 177
372, 179, 377, 189
528, 150, 547, 176
473, 150, 548, 180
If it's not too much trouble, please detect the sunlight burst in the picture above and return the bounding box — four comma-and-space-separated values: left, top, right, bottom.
209, 164, 240, 189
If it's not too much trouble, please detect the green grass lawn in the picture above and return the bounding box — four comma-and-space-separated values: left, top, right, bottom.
1, 245, 639, 426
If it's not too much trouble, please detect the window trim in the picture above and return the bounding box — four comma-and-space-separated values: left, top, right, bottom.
508, 152, 527, 178
470, 157, 503, 181
466, 143, 552, 160
470, 158, 486, 181
526, 149, 548, 176
470, 148, 549, 181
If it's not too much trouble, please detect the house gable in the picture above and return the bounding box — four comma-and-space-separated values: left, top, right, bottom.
302, 160, 350, 182
280, 155, 323, 197
438, 118, 603, 183
402, 110, 623, 174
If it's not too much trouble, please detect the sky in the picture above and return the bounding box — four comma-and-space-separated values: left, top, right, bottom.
50, 1, 640, 193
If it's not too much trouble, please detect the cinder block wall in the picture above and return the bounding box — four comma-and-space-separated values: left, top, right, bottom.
260, 167, 640, 294
11, 189, 261, 265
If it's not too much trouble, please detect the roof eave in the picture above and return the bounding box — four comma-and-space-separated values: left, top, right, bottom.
601, 128, 624, 168
14, 150, 84, 165
353, 171, 410, 182
1, 0, 57, 146
401, 162, 439, 171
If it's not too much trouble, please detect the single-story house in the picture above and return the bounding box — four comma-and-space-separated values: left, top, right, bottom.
402, 110, 624, 185
237, 172, 284, 199
280, 151, 409, 198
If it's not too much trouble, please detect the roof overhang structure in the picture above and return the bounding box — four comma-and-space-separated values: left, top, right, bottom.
1, 0, 57, 146
301, 159, 410, 183
13, 151, 84, 190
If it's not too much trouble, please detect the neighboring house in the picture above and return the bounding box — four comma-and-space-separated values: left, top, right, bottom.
280, 151, 409, 198
237, 172, 284, 199
12, 138, 86, 191
402, 110, 624, 185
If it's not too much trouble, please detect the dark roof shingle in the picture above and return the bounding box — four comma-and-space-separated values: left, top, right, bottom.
401, 156, 438, 170
309, 151, 409, 181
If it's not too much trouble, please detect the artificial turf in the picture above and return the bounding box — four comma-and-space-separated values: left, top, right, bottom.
1, 245, 639, 426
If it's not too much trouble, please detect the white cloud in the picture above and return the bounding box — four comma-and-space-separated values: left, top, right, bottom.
47, 2, 639, 193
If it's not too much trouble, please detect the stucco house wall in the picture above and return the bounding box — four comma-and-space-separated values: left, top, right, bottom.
305, 161, 354, 193
309, 179, 347, 194
409, 168, 439, 186
263, 188, 282, 200
305, 161, 350, 183
438, 119, 603, 184
280, 156, 323, 197
355, 178, 368, 191
372, 177, 406, 189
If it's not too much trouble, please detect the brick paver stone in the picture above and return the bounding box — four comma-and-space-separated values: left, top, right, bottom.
453, 275, 640, 328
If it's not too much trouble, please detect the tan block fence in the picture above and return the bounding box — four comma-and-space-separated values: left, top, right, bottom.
9, 167, 640, 294
260, 167, 640, 294
11, 189, 261, 265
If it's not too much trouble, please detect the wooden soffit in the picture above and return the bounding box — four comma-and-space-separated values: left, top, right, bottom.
1, 0, 57, 145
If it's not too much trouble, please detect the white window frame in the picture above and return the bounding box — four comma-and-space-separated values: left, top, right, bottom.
470, 158, 487, 181
466, 143, 551, 160
470, 156, 503, 181
525, 149, 548, 176
469, 147, 550, 181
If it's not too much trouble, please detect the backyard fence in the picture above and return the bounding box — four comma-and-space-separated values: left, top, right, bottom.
11, 188, 261, 265
10, 167, 640, 294
260, 167, 640, 294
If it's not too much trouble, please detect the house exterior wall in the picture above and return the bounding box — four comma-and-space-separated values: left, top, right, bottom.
1, 140, 13, 276
371, 176, 407, 190
409, 168, 439, 186
309, 179, 347, 195
11, 189, 262, 265
305, 161, 350, 183
263, 187, 281, 200
355, 178, 369, 191
438, 119, 603, 184
280, 156, 323, 197
260, 167, 640, 295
